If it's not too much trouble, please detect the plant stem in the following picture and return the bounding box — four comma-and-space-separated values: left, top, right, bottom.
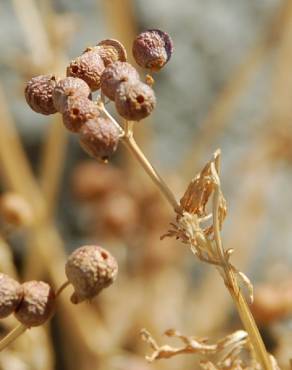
101, 106, 179, 210
122, 134, 179, 210
56, 280, 70, 297
211, 161, 272, 370
102, 105, 271, 369
0, 324, 27, 352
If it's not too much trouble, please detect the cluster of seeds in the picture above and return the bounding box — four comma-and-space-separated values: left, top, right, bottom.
24, 29, 173, 162
0, 273, 55, 327
0, 244, 117, 330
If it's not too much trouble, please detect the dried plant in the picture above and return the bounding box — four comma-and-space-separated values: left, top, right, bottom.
0, 21, 284, 370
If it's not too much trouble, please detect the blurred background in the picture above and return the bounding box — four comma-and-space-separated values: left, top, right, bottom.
0, 0, 292, 369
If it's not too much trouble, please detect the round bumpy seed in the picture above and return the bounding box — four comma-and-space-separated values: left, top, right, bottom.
25, 74, 58, 115
65, 245, 118, 304
0, 273, 23, 319
132, 29, 173, 71
67, 51, 105, 91
79, 117, 120, 162
115, 80, 156, 121
62, 95, 99, 133
101, 61, 140, 101
84, 39, 127, 66
14, 281, 55, 327
53, 77, 91, 113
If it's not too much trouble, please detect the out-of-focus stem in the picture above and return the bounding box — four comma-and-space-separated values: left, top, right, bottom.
0, 324, 27, 352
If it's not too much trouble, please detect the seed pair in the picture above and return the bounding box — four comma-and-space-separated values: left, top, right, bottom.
0, 273, 55, 327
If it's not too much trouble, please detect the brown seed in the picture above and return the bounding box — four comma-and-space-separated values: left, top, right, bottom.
101, 61, 140, 101
132, 29, 173, 71
0, 192, 34, 227
53, 77, 92, 113
62, 95, 99, 133
67, 50, 105, 91
0, 273, 23, 319
115, 80, 156, 121
79, 116, 120, 162
25, 74, 58, 115
84, 39, 127, 66
65, 245, 118, 304
14, 281, 55, 327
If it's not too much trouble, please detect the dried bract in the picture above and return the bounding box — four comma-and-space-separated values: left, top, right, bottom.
79, 116, 120, 162
132, 29, 173, 71
101, 61, 139, 101
115, 80, 156, 121
14, 281, 55, 327
67, 50, 105, 91
25, 74, 58, 115
65, 245, 118, 304
0, 273, 23, 318
62, 95, 99, 133
53, 77, 91, 113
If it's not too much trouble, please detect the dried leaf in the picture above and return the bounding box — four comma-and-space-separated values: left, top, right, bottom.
179, 151, 225, 220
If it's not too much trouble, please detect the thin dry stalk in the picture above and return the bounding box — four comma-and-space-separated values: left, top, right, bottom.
189, 141, 272, 335
100, 101, 273, 369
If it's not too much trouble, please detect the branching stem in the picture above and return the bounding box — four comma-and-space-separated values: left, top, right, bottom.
100, 103, 272, 370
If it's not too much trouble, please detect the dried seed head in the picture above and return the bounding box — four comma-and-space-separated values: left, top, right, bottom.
53, 77, 91, 113
132, 29, 173, 71
25, 74, 58, 115
0, 273, 23, 319
115, 80, 156, 121
67, 51, 105, 91
14, 281, 55, 327
101, 61, 140, 101
65, 245, 118, 304
62, 95, 99, 133
84, 39, 127, 66
0, 192, 34, 227
79, 116, 120, 162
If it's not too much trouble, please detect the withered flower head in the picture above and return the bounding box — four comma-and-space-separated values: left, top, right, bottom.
0, 273, 23, 319
25, 74, 58, 115
101, 61, 139, 101
53, 77, 92, 113
67, 50, 105, 91
65, 245, 118, 304
132, 29, 173, 71
62, 95, 99, 133
115, 80, 156, 121
14, 281, 55, 327
84, 39, 127, 66
79, 116, 120, 162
